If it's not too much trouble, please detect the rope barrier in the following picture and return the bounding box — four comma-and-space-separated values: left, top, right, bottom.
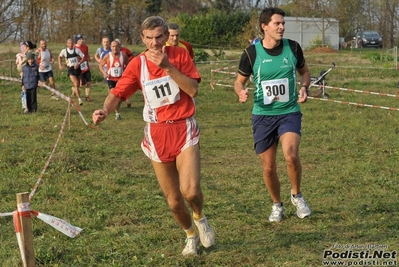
28, 101, 70, 201
307, 96, 399, 111
209, 72, 399, 111
322, 84, 399, 98
0, 75, 100, 129
0, 75, 100, 201
39, 82, 99, 129
211, 70, 236, 75
210, 65, 237, 72
0, 76, 85, 251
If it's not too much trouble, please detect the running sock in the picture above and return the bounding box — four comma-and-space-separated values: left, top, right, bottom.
273, 202, 283, 207
192, 211, 204, 221
184, 225, 197, 237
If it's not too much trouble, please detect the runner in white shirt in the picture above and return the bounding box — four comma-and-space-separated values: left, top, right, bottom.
37, 39, 58, 100
58, 38, 85, 105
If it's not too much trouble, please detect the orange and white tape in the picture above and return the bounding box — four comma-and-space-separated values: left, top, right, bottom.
321, 84, 399, 98
210, 81, 399, 111
307, 96, 399, 111
13, 211, 26, 266
210, 65, 237, 73
30, 211, 83, 238
0, 76, 99, 129
4, 208, 82, 238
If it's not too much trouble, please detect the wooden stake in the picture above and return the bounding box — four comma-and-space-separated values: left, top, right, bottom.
16, 192, 35, 267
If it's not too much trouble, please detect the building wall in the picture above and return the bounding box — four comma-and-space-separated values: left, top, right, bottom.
284, 17, 339, 50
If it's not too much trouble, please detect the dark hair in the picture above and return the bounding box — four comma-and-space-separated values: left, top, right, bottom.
24, 40, 37, 50
75, 34, 83, 44
258, 7, 285, 33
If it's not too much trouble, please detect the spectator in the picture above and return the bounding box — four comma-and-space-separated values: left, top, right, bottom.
17, 41, 37, 111
21, 52, 39, 113
16, 42, 27, 111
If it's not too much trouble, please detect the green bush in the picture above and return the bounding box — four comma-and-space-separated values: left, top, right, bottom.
194, 49, 209, 62
365, 51, 394, 62
307, 34, 331, 50
211, 48, 225, 60
172, 11, 251, 48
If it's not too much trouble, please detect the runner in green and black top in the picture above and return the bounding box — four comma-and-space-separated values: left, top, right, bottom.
234, 7, 312, 223
238, 38, 305, 115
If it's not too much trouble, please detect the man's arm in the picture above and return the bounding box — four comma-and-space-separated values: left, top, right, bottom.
58, 50, 63, 70
297, 62, 310, 103
147, 46, 198, 98
164, 64, 198, 98
86, 47, 92, 61
123, 54, 129, 68
234, 73, 250, 103
49, 49, 55, 63
92, 93, 121, 124
94, 49, 101, 63
98, 54, 109, 78
76, 49, 85, 65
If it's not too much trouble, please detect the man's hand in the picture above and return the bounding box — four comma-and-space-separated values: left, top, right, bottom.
92, 109, 108, 125
147, 46, 171, 69
238, 89, 249, 103
298, 87, 308, 103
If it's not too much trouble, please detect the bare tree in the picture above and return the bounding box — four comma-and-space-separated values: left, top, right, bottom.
376, 0, 399, 47
0, 0, 24, 42
1, 0, 398, 48
112, 0, 149, 45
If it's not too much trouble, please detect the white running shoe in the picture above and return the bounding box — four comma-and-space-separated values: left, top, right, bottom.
269, 203, 284, 222
194, 216, 215, 248
182, 236, 199, 256
291, 192, 311, 219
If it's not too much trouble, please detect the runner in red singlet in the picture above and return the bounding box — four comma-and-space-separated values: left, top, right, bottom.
93, 16, 215, 256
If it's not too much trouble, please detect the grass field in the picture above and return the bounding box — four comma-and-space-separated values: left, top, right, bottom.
1, 46, 399, 266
